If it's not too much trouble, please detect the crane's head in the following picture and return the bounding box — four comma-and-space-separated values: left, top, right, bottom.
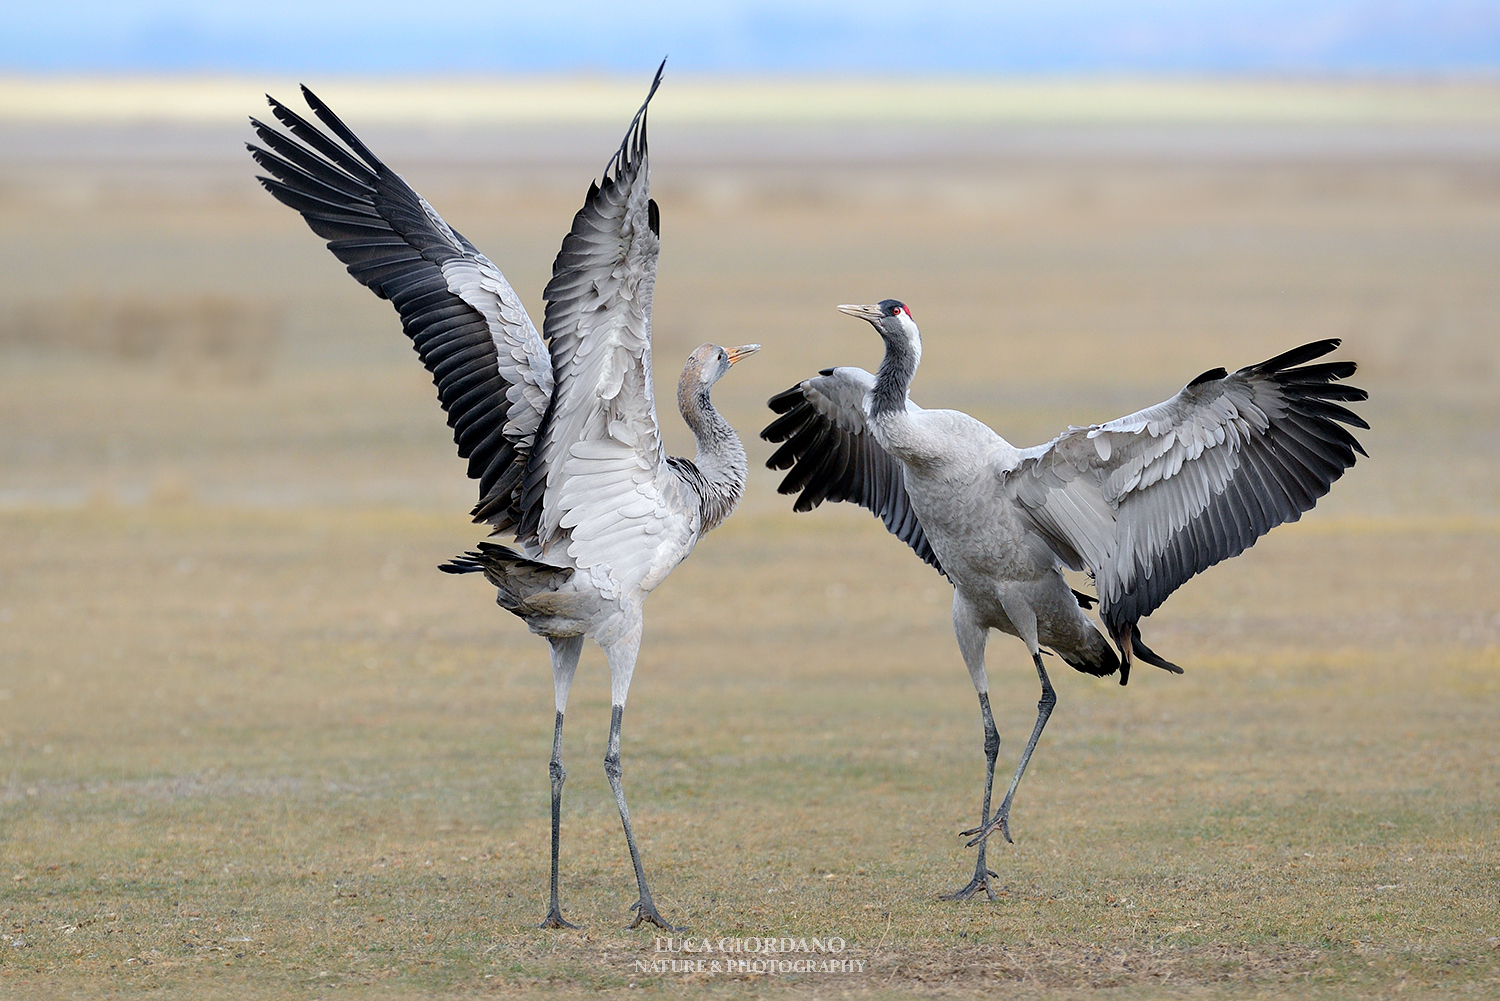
681, 342, 760, 394
837, 300, 920, 359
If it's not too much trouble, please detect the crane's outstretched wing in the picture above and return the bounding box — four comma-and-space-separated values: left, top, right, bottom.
762, 367, 945, 574
1009, 339, 1367, 649
515, 64, 686, 594
248, 88, 553, 534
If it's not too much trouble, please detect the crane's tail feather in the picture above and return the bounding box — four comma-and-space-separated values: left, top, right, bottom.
1057, 641, 1120, 679
440, 542, 572, 583
1131, 627, 1184, 675
1056, 616, 1121, 679
440, 543, 574, 617
1109, 621, 1185, 686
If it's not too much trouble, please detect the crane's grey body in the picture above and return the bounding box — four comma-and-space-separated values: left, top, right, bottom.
449, 334, 752, 710
870, 402, 1105, 663
764, 300, 1367, 900
250, 64, 756, 930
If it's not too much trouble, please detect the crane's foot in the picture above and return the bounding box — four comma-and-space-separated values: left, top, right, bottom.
960, 811, 1013, 849
628, 898, 677, 931
539, 906, 579, 930
940, 857, 1000, 902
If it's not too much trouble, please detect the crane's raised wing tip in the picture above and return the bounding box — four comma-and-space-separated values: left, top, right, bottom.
299, 85, 329, 114
604, 63, 667, 179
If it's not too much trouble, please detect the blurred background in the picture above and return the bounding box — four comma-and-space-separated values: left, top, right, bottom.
1, 2, 1498, 992
5, 0, 1500, 73
2, 0, 1498, 515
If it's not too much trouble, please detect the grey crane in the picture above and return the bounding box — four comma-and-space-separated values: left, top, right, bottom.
248, 66, 758, 930
762, 300, 1367, 900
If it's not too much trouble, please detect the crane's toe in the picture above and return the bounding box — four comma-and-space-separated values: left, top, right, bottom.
960, 811, 1014, 848
539, 908, 579, 930
628, 898, 678, 931
940, 859, 1001, 902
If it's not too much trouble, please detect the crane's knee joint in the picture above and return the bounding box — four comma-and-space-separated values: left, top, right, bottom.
1039, 689, 1057, 712
604, 753, 622, 781
549, 760, 566, 784
983, 728, 1000, 760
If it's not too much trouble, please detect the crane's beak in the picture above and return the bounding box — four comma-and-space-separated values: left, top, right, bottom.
837, 303, 884, 322
726, 344, 760, 366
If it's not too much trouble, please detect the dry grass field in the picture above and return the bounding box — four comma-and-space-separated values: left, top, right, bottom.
1, 82, 1498, 998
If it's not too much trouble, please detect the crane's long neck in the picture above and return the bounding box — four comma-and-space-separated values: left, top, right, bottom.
870, 327, 920, 418
677, 382, 747, 534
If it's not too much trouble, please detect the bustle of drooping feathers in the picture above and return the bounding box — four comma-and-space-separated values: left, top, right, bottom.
438, 542, 574, 619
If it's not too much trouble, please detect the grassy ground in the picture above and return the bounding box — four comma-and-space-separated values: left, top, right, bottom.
2, 101, 1499, 998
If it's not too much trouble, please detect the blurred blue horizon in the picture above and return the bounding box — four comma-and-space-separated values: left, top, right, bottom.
4, 0, 1499, 76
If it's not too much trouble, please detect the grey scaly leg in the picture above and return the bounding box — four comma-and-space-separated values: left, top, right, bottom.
599, 621, 674, 930
964, 651, 1056, 848
540, 636, 582, 929
943, 595, 1000, 900
942, 690, 1001, 900
606, 704, 675, 930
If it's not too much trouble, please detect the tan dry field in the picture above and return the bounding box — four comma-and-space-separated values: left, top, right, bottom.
1, 90, 1499, 999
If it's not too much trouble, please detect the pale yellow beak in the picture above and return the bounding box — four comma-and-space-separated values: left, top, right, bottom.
837, 303, 884, 322
726, 344, 761, 366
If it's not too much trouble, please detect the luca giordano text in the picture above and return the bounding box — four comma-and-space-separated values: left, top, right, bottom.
634, 936, 865, 975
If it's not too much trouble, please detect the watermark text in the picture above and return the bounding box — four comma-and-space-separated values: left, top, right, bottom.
632, 935, 864, 977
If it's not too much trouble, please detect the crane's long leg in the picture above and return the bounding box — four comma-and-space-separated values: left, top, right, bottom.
963, 651, 1056, 848
943, 601, 1000, 901
541, 635, 583, 929
602, 622, 675, 930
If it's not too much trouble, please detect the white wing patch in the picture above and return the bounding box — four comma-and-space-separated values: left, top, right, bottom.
1017, 381, 1270, 601
529, 142, 694, 597
438, 255, 552, 448
416, 192, 554, 457
1009, 343, 1366, 633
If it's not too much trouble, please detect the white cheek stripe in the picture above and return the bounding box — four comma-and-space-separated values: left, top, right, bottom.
897, 313, 921, 358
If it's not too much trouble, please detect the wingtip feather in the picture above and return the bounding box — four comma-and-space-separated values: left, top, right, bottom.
1256, 338, 1342, 373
